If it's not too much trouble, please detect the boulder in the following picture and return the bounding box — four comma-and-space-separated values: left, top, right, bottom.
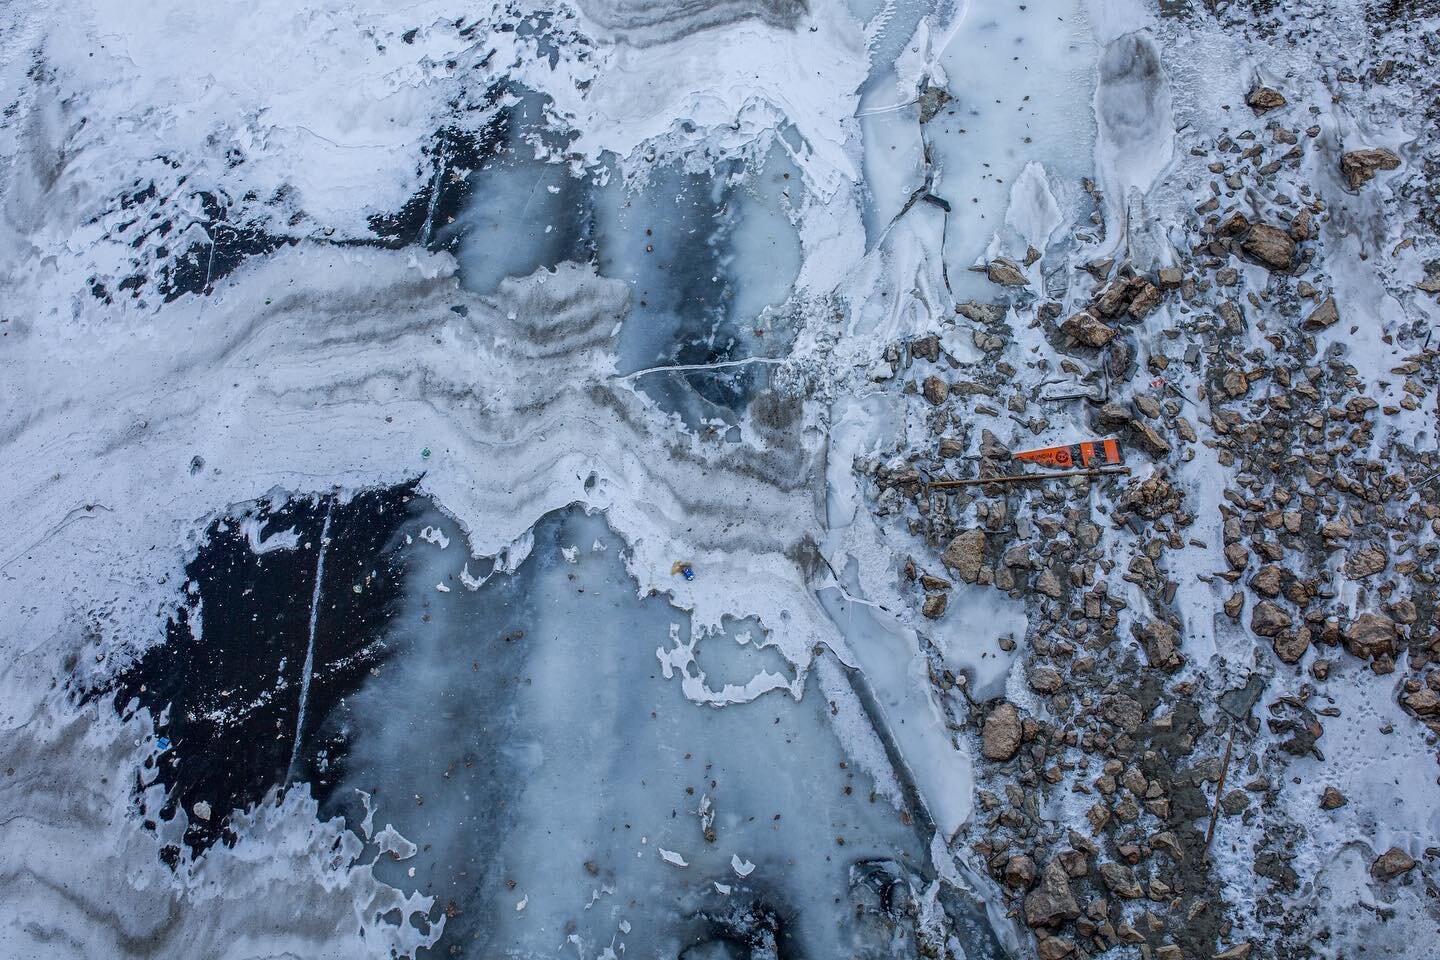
1003, 854, 1038, 889
1371, 847, 1416, 880
941, 528, 987, 583
1344, 612, 1398, 659
1340, 147, 1401, 189
1251, 600, 1293, 638
1099, 861, 1144, 899
1246, 86, 1287, 113
987, 258, 1030, 287
922, 593, 948, 620
922, 376, 949, 406
1134, 619, 1184, 672
1060, 311, 1117, 348
1240, 223, 1297, 271
981, 702, 1022, 761
1024, 860, 1080, 927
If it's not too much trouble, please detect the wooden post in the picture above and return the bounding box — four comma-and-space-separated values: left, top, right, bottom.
926, 466, 1131, 491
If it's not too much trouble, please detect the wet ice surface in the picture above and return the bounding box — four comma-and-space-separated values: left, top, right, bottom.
446, 94, 804, 427
114, 491, 1000, 958
336, 505, 925, 958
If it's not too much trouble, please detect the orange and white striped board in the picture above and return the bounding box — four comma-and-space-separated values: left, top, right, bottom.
1013, 439, 1122, 470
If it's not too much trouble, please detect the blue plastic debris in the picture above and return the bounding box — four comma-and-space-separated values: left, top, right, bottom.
156, 736, 171, 751
680, 564, 695, 581
421, 447, 431, 459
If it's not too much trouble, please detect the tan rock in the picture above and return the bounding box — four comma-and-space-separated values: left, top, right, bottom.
1246, 86, 1287, 113
987, 257, 1030, 286
941, 528, 987, 583
1344, 545, 1388, 579
1135, 619, 1184, 672
1302, 297, 1338, 330
1371, 846, 1416, 880
1127, 279, 1162, 320
1402, 687, 1440, 717
1240, 224, 1297, 271
1273, 629, 1311, 665
1029, 666, 1064, 695
1249, 564, 1286, 597
922, 593, 948, 619
1060, 311, 1117, 347
1024, 859, 1081, 927
1344, 612, 1398, 659
922, 375, 949, 406
1251, 600, 1293, 638
1340, 147, 1401, 189
1004, 854, 1038, 889
1038, 937, 1076, 960
981, 702, 1022, 761
1099, 862, 1144, 898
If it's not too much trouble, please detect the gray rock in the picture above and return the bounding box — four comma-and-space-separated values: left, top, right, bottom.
1101, 694, 1144, 734
956, 300, 1008, 324
1024, 860, 1081, 927
1099, 861, 1144, 898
